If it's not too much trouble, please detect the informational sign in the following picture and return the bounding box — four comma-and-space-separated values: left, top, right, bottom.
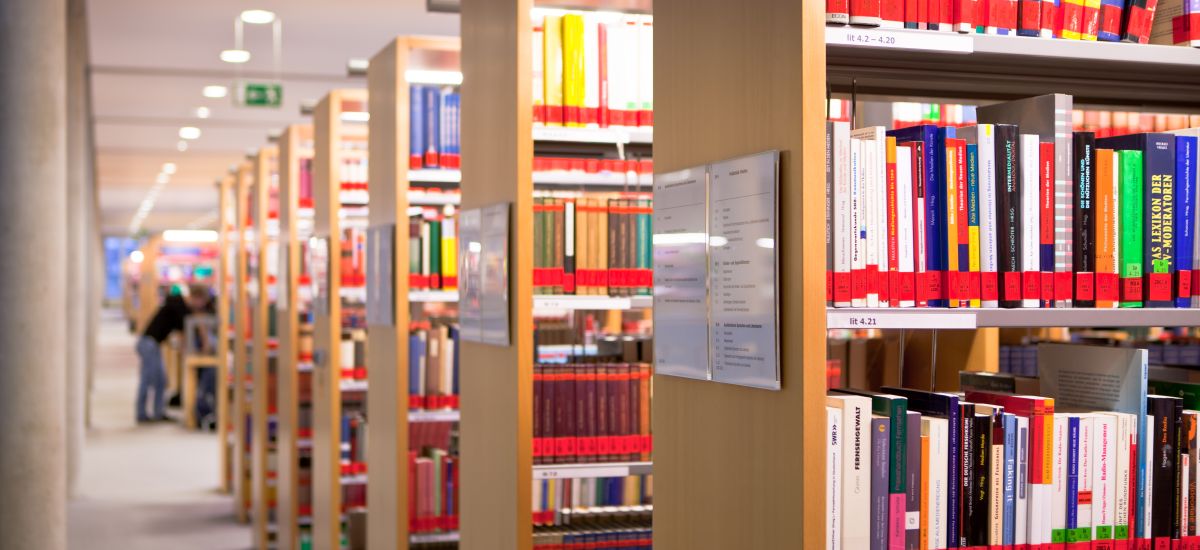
708, 152, 780, 390
651, 150, 781, 390
241, 82, 283, 108
366, 224, 395, 326
309, 236, 329, 317
457, 208, 483, 341
652, 167, 711, 381
456, 203, 510, 346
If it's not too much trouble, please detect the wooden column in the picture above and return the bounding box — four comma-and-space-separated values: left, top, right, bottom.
459, 1, 534, 548
652, 0, 827, 548
217, 175, 234, 493
233, 163, 253, 523
252, 146, 278, 550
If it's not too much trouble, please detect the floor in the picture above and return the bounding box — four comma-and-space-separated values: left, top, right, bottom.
68, 308, 250, 550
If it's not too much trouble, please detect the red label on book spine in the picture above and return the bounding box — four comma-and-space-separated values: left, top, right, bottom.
1097, 273, 1119, 302
834, 272, 852, 303
1149, 273, 1172, 302
828, 0, 850, 16
969, 272, 981, 303
1175, 14, 1200, 43
1041, 272, 1055, 304
1100, 3, 1123, 36
851, 0, 883, 17
982, 272, 1000, 301
1055, 271, 1073, 301
955, 271, 972, 305
898, 273, 916, 303
1179, 269, 1193, 300
1193, 268, 1200, 297
1023, 272, 1040, 300
1075, 272, 1095, 301
852, 269, 867, 301
1126, 5, 1152, 42
1004, 272, 1022, 301
1122, 277, 1144, 302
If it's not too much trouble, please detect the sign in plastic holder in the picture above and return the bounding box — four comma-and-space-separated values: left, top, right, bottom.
365, 224, 395, 327
651, 150, 781, 390
825, 26, 974, 53
826, 310, 977, 329
456, 202, 511, 346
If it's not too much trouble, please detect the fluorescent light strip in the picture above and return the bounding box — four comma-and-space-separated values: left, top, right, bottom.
405, 70, 462, 86
240, 9, 276, 24
163, 229, 219, 243
339, 111, 370, 123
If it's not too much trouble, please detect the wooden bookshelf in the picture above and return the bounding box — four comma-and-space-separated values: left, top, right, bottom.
311, 89, 369, 550
251, 146, 279, 550
217, 174, 234, 494
276, 123, 314, 550
232, 162, 254, 523
364, 35, 461, 550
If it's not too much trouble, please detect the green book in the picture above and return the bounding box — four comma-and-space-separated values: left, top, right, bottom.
1119, 150, 1144, 308
1148, 379, 1200, 409
430, 218, 441, 287
409, 220, 421, 277
832, 388, 907, 493
637, 198, 651, 296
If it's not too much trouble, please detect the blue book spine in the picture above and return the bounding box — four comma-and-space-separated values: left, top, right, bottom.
1175, 136, 1196, 307
939, 126, 957, 307
408, 334, 422, 407
1003, 413, 1017, 546
871, 416, 891, 550
341, 414, 352, 464
1066, 417, 1080, 531
888, 125, 947, 306
409, 85, 425, 168
423, 86, 441, 167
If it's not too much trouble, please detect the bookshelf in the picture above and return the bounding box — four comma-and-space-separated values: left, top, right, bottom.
232, 162, 254, 524
217, 174, 234, 494
311, 89, 369, 550
364, 35, 462, 550
250, 146, 279, 550
276, 124, 314, 550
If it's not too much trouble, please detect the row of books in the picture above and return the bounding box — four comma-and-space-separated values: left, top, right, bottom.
532, 527, 653, 550
408, 448, 459, 534
409, 85, 461, 170
408, 322, 460, 411
341, 302, 366, 331
1148, 343, 1200, 366
533, 196, 653, 296
339, 329, 366, 380
825, 119, 1200, 308
532, 363, 652, 464
825, 0, 1189, 44
533, 156, 654, 178
999, 344, 1041, 377
408, 213, 458, 291
892, 103, 979, 130
1076, 110, 1200, 139
340, 226, 366, 288
299, 157, 314, 209
339, 410, 367, 477
824, 386, 1200, 549
533, 12, 653, 129
532, 475, 652, 526
339, 157, 369, 205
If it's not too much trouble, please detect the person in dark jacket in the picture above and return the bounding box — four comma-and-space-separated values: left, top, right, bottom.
137, 283, 213, 423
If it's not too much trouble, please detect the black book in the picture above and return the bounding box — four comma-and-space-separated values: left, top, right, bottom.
1147, 394, 1182, 539
1073, 132, 1096, 307
995, 124, 1023, 308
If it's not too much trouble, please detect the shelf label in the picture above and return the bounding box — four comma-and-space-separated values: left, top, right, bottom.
826, 311, 977, 329
652, 166, 712, 382
534, 465, 631, 479
825, 27, 974, 54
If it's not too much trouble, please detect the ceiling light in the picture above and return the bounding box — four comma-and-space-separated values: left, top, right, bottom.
406, 70, 463, 86
203, 85, 228, 98
195, 106, 211, 119
156, 173, 169, 184
240, 9, 276, 24
347, 59, 369, 77
161, 162, 176, 175
177, 141, 189, 152
179, 126, 201, 140
163, 229, 219, 243
340, 111, 370, 123
219, 49, 251, 64
130, 250, 144, 263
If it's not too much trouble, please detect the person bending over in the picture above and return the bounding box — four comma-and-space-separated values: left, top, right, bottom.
136, 284, 212, 423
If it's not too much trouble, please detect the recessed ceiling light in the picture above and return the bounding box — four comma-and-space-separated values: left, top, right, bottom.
219, 49, 251, 64
240, 9, 276, 24
177, 141, 189, 152
156, 173, 170, 184
130, 250, 144, 263
203, 85, 227, 99
179, 126, 201, 140
195, 106, 211, 119
162, 162, 177, 175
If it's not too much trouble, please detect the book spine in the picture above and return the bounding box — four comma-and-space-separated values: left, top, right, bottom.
967, 144, 983, 308
1019, 0, 1045, 34
1021, 134, 1042, 308
945, 139, 960, 307
907, 412, 923, 549
996, 126, 1023, 308
543, 15, 564, 126
1041, 141, 1058, 307
1175, 136, 1197, 308
852, 0, 885, 25
852, 139, 867, 307
828, 121, 836, 306
1145, 135, 1177, 308
971, 413, 991, 547
1016, 416, 1031, 549
979, 126, 1001, 308
1094, 415, 1118, 545
888, 137, 900, 308
1082, 0, 1102, 38
912, 142, 930, 307
1003, 413, 1017, 548
1121, 0, 1157, 42
889, 400, 909, 550
835, 122, 854, 307
935, 127, 956, 307
1097, 0, 1125, 39
532, 21, 544, 125
410, 85, 425, 169
921, 426, 932, 550
830, 406, 844, 550
1041, 0, 1059, 35
830, 0, 852, 23
883, 0, 907, 26
905, 0, 921, 27
1097, 150, 1118, 308
961, 411, 976, 548
897, 145, 917, 308
948, 401, 961, 547
1074, 132, 1097, 307
874, 416, 892, 550
1119, 150, 1145, 307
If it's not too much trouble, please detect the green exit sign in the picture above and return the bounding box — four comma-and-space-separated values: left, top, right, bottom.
242, 83, 282, 107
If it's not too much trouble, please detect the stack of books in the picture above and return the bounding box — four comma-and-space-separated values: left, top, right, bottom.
408, 420, 458, 535
533, 475, 652, 526
533, 156, 653, 179
409, 84, 461, 170
533, 196, 653, 297
532, 363, 652, 465
339, 157, 368, 205
408, 210, 458, 291
408, 322, 459, 412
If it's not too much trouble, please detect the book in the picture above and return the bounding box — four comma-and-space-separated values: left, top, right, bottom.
828, 394, 874, 548
897, 145, 917, 308
996, 124, 1024, 308
889, 125, 948, 307
881, 386, 962, 545
1175, 135, 1197, 308
829, 406, 844, 550
543, 15, 564, 126
1096, 148, 1120, 308
1022, 133, 1042, 308
924, 416, 951, 550
872, 414, 893, 550
959, 125, 1001, 307
887, 137, 900, 308
1121, 0, 1160, 42
829, 0, 852, 23
1096, 0, 1126, 40
1074, 132, 1097, 307
833, 388, 908, 546
1119, 150, 1146, 307
1150, 0, 1200, 46
1019, 0, 1045, 34
945, 137, 963, 307
1097, 133, 1177, 308
1041, 141, 1058, 307
906, 411, 923, 548
1147, 395, 1183, 542
852, 0, 885, 25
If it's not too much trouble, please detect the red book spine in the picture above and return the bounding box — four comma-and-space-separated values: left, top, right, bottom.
828, 0, 851, 23
850, 0, 884, 24
956, 139, 970, 307
882, 0, 906, 25
1040, 142, 1056, 307
886, 150, 899, 307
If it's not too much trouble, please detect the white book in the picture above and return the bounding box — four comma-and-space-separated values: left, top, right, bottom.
1192, 411, 1200, 536
1092, 413, 1116, 542
1051, 413, 1069, 545
532, 16, 544, 127
827, 406, 843, 550
1183, 454, 1192, 539
582, 16, 600, 129
1020, 134, 1041, 308
827, 395, 872, 548
851, 138, 866, 307
896, 145, 916, 308
1102, 412, 1132, 541
635, 15, 652, 128
1142, 414, 1154, 538
924, 416, 949, 550
852, 127, 884, 307
833, 122, 853, 308
1078, 415, 1095, 541
913, 143, 927, 303
1014, 415, 1030, 546
976, 125, 999, 307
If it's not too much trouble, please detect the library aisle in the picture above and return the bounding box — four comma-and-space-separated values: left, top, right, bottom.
67, 308, 249, 550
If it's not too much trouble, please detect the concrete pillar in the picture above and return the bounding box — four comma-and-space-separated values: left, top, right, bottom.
0, 0, 69, 548
66, 0, 90, 496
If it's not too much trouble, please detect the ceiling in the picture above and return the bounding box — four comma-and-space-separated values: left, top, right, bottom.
89, 0, 459, 235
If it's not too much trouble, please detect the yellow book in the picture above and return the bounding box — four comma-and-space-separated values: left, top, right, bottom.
561, 14, 586, 128
945, 142, 959, 308
441, 218, 457, 291
1061, 0, 1085, 40
542, 14, 564, 126
532, 16, 544, 125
